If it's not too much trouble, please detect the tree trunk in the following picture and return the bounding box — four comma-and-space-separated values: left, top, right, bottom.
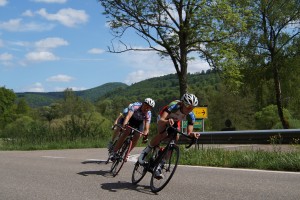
273, 66, 289, 129
177, 60, 188, 97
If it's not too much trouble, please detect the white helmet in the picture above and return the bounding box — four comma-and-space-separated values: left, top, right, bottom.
181, 93, 198, 107
144, 98, 155, 108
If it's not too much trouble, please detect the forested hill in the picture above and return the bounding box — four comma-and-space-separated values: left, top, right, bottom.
98, 71, 220, 112
16, 82, 128, 107
16, 71, 220, 108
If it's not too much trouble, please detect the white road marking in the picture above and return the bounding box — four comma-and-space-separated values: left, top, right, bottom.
41, 156, 65, 159
126, 154, 300, 175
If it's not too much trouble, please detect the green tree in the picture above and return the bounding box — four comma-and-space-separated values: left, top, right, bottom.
98, 0, 246, 96
15, 98, 30, 115
0, 87, 16, 129
255, 105, 292, 129
237, 0, 300, 128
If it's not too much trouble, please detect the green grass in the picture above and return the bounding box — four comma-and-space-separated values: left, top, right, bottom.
179, 146, 300, 172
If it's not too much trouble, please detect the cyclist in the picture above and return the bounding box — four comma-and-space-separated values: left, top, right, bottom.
138, 93, 200, 179
108, 104, 132, 149
111, 98, 155, 160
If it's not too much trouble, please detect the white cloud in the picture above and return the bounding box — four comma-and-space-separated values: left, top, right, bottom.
0, 52, 13, 66
36, 8, 89, 27
54, 86, 86, 92
120, 49, 210, 84
32, 0, 67, 3
35, 37, 68, 50
27, 82, 45, 92
0, 18, 55, 32
26, 51, 59, 62
46, 74, 74, 82
88, 48, 105, 54
0, 52, 13, 61
0, 0, 8, 6
22, 10, 35, 17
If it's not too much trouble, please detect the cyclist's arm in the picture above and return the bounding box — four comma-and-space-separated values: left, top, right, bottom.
114, 113, 123, 125
143, 121, 150, 136
187, 124, 200, 139
122, 110, 133, 127
158, 111, 174, 127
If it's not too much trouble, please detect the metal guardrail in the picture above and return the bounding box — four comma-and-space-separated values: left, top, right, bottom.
178, 129, 300, 144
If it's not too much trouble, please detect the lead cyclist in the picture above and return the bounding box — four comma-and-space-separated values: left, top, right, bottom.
138, 93, 200, 179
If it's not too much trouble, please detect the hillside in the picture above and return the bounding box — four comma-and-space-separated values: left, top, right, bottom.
16, 82, 128, 107
99, 71, 220, 110
16, 71, 220, 108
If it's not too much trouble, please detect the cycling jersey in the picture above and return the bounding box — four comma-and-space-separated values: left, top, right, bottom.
160, 100, 196, 125
128, 102, 152, 130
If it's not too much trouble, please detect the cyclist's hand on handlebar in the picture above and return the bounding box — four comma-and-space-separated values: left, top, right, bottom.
168, 118, 174, 126
142, 135, 148, 143
190, 132, 200, 139
111, 124, 117, 130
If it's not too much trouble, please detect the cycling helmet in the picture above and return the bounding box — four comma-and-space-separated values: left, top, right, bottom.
181, 93, 198, 107
144, 98, 155, 108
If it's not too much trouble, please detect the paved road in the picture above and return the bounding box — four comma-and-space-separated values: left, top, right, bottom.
0, 148, 299, 200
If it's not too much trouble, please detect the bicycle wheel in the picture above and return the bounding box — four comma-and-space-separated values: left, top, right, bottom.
150, 145, 180, 193
132, 162, 147, 184
110, 140, 132, 177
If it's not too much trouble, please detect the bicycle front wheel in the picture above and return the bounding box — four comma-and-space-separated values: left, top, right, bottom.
132, 162, 147, 184
150, 145, 180, 193
110, 140, 131, 177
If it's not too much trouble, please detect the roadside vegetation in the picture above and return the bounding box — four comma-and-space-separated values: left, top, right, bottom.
180, 145, 300, 172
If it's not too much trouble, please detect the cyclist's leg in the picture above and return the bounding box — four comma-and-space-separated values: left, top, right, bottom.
138, 125, 168, 164
112, 128, 130, 155
130, 122, 144, 152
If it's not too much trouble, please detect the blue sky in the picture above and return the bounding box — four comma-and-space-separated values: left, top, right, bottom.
0, 0, 209, 93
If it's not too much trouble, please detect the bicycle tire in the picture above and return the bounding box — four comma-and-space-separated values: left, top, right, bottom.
131, 162, 147, 184
150, 145, 180, 193
110, 140, 132, 177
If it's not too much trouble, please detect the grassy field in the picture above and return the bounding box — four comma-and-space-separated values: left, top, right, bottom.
179, 145, 300, 172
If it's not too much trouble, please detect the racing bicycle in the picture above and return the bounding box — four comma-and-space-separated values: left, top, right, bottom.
110, 124, 147, 177
131, 126, 196, 193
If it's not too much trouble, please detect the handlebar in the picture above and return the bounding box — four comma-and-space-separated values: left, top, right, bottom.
166, 126, 197, 149
112, 124, 148, 141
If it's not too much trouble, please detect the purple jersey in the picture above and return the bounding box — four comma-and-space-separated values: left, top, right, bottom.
128, 102, 152, 124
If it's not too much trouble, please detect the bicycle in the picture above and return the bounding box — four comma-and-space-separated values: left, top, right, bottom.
131, 126, 196, 193
110, 124, 147, 177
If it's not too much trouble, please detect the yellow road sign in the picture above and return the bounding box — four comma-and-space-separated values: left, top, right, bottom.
193, 106, 208, 119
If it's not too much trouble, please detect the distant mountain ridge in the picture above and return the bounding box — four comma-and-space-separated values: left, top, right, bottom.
16, 82, 128, 107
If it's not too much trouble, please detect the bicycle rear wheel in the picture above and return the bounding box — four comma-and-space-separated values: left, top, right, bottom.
110, 140, 132, 177
150, 145, 180, 193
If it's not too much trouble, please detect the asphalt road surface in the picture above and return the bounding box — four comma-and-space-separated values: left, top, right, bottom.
0, 147, 299, 200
